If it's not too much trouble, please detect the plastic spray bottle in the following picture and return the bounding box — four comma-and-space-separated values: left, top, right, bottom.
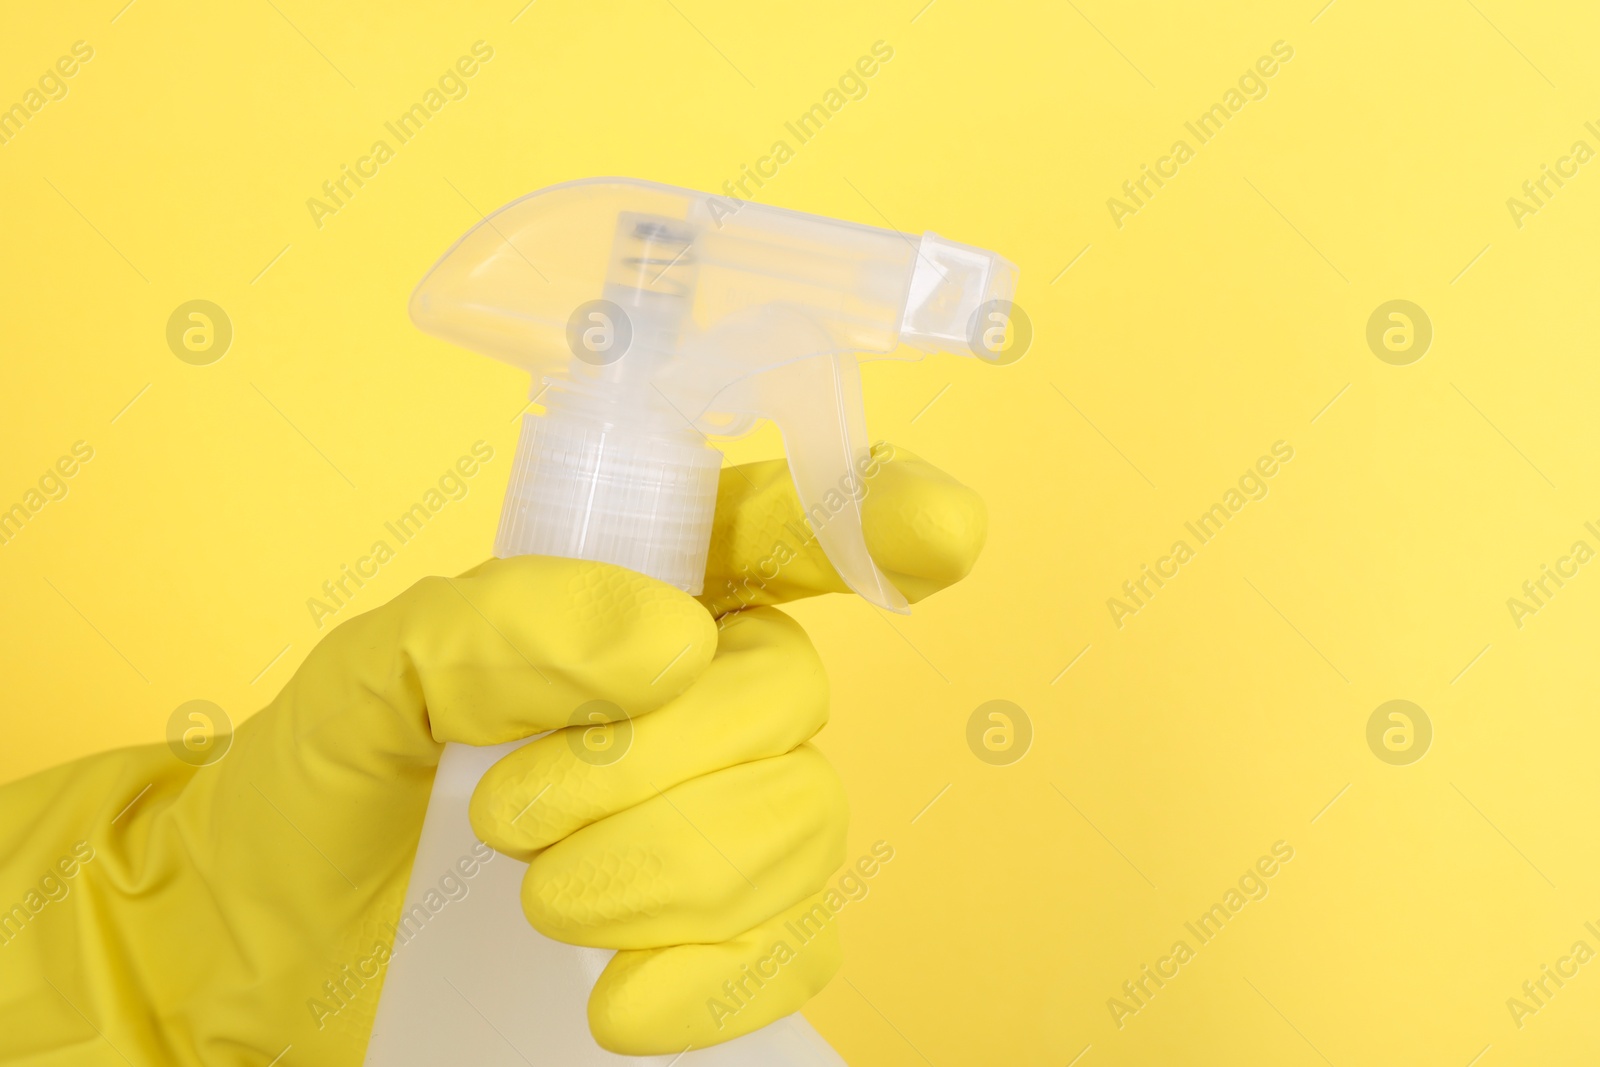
362, 178, 1017, 1066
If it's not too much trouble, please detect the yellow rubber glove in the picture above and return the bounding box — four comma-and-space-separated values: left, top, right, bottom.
0, 443, 984, 1065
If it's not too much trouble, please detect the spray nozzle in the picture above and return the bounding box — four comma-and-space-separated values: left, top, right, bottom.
411, 177, 1017, 613
901, 234, 1020, 353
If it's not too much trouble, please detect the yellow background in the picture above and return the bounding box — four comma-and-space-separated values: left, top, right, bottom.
3, 0, 1599, 1063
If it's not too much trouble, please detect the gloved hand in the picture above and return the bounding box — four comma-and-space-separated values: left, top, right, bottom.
0, 443, 984, 1065
475, 443, 986, 1053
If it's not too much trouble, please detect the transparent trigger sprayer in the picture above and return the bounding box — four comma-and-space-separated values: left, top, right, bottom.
362, 178, 1017, 1066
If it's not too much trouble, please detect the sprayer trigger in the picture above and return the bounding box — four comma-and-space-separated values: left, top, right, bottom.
718, 353, 908, 614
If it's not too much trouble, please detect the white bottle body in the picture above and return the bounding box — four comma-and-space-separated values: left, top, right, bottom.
362, 740, 847, 1066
